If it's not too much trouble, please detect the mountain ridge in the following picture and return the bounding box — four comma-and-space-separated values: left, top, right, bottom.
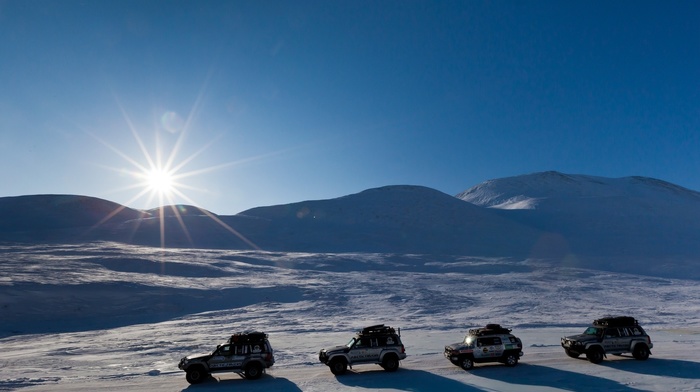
1, 172, 699, 278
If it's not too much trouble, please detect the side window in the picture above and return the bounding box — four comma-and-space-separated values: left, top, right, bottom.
219, 344, 232, 355
477, 337, 502, 346
232, 344, 248, 355
356, 338, 370, 348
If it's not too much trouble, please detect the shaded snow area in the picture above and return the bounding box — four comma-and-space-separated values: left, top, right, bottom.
1, 242, 699, 391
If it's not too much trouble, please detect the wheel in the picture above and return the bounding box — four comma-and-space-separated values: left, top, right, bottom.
244, 362, 263, 380
632, 344, 650, 360
382, 354, 399, 372
460, 357, 474, 370
586, 348, 604, 364
329, 358, 348, 375
565, 348, 580, 358
185, 366, 208, 384
504, 353, 519, 367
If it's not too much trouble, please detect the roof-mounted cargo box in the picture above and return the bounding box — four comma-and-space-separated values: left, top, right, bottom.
468, 324, 512, 336
593, 316, 638, 327
359, 324, 398, 336
228, 331, 268, 344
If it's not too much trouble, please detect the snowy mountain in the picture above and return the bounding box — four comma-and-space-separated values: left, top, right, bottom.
456, 171, 700, 274
456, 171, 700, 210
1, 172, 699, 277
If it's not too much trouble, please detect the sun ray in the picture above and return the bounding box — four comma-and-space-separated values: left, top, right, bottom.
88, 86, 261, 250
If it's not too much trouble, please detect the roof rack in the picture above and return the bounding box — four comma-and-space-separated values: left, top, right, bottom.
468, 324, 512, 336
593, 316, 638, 327
228, 331, 267, 344
359, 324, 398, 336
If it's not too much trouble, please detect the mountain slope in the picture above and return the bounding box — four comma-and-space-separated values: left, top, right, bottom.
1, 172, 699, 278
0, 194, 147, 242
232, 185, 542, 255
456, 171, 700, 262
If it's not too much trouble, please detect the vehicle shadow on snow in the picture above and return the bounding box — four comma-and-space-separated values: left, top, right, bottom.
180, 374, 302, 392
474, 363, 643, 391
336, 368, 483, 391
602, 356, 700, 379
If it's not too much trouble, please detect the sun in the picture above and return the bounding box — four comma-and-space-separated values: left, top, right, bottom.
145, 167, 175, 196
89, 93, 260, 250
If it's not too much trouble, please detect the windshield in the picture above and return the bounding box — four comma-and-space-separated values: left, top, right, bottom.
584, 327, 602, 336
346, 337, 356, 348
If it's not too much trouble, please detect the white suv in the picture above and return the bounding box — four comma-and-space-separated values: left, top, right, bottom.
318, 324, 407, 375
444, 324, 524, 370
561, 316, 653, 363
178, 331, 274, 384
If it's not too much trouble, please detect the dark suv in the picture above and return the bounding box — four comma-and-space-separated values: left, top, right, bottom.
319, 324, 407, 375
561, 316, 653, 364
178, 331, 274, 384
444, 324, 524, 370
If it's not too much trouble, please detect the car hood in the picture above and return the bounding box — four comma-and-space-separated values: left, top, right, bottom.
322, 345, 349, 354
184, 353, 212, 361
445, 342, 466, 351
564, 334, 599, 343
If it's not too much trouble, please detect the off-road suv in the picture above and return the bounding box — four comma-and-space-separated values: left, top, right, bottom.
178, 331, 274, 384
561, 316, 653, 364
444, 324, 524, 370
318, 324, 407, 375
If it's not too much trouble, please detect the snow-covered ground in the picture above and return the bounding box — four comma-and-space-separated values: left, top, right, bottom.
1, 242, 699, 391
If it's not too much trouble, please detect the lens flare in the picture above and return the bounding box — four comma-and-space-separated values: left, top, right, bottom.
160, 111, 184, 133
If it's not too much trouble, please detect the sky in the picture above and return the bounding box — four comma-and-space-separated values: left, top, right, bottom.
1, 0, 699, 215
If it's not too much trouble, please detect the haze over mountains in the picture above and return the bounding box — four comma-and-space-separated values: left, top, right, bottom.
2, 171, 699, 278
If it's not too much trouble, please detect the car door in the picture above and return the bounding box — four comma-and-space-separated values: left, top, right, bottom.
349, 337, 372, 363
475, 337, 503, 359
601, 328, 622, 352
208, 344, 237, 370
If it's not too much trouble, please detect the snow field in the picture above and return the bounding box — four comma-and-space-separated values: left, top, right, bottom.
1, 243, 699, 391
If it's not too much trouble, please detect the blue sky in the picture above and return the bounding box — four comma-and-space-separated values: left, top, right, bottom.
1, 0, 699, 214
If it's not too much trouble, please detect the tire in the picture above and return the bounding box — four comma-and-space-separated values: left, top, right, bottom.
586, 348, 604, 364
503, 353, 519, 367
632, 344, 650, 361
244, 362, 263, 380
382, 354, 399, 372
329, 358, 348, 375
185, 366, 208, 384
565, 348, 580, 358
460, 357, 474, 370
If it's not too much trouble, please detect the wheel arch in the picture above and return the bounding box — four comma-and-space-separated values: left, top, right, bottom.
186, 363, 209, 372
243, 358, 266, 368
380, 351, 400, 362
630, 340, 649, 351
327, 354, 349, 365
585, 343, 605, 353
